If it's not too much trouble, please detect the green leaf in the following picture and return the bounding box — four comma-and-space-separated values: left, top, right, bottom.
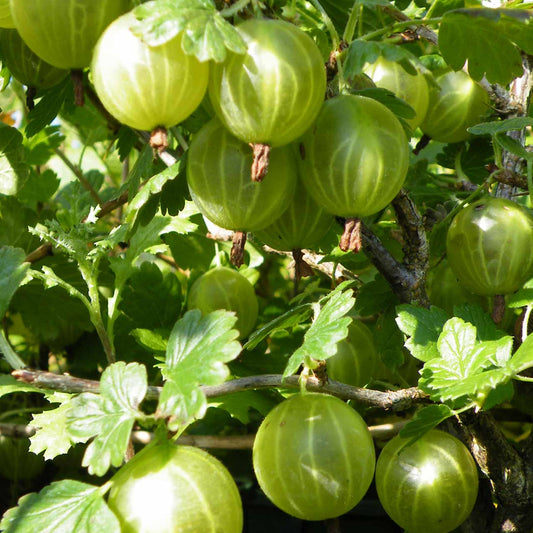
508, 278, 533, 308
157, 310, 241, 429
67, 362, 147, 476
119, 263, 181, 330
354, 87, 416, 119
244, 303, 313, 350
283, 288, 355, 377
395, 305, 449, 362
419, 318, 514, 400
0, 480, 120, 533
439, 8, 531, 84
130, 328, 168, 353
453, 304, 507, 341
0, 124, 30, 196
132, 0, 246, 63
210, 390, 279, 424
0, 246, 29, 317
0, 196, 39, 252
375, 308, 404, 369
354, 275, 398, 316
30, 398, 77, 461
17, 169, 60, 211
0, 374, 41, 398
468, 117, 533, 136
399, 405, 455, 443
25, 76, 73, 138
344, 40, 418, 77
509, 332, 533, 374
125, 160, 183, 226
495, 132, 532, 160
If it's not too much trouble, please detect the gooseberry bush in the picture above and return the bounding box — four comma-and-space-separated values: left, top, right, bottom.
0, 0, 532, 532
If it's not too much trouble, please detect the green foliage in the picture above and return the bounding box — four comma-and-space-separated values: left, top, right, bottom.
157, 310, 241, 429
0, 480, 120, 533
0, 1, 532, 530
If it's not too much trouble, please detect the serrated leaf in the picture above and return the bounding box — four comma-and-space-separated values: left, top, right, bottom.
399, 405, 455, 443
375, 308, 404, 369
119, 263, 181, 330
422, 367, 510, 402
469, 117, 533, 136
132, 0, 246, 63
244, 303, 312, 350
157, 310, 241, 429
283, 288, 355, 377
67, 362, 147, 476
30, 399, 77, 461
25, 76, 73, 138
453, 304, 507, 341
0, 480, 120, 533
0, 246, 29, 317
0, 124, 29, 196
395, 305, 449, 362
419, 318, 514, 401
125, 160, 183, 226
439, 8, 530, 84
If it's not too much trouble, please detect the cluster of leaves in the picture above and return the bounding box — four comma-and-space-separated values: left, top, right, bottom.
0, 0, 532, 530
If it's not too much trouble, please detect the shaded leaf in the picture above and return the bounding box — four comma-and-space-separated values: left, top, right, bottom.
395, 305, 449, 362
439, 8, 531, 84
244, 303, 312, 350
0, 124, 29, 196
469, 117, 533, 136
399, 404, 455, 443
0, 246, 29, 317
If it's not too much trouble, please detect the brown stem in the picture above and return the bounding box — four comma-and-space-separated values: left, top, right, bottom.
70, 69, 84, 106
250, 143, 270, 182
12, 369, 428, 411
339, 218, 362, 252
292, 249, 314, 280
230, 231, 247, 267
54, 148, 102, 205
491, 294, 506, 325
25, 243, 53, 264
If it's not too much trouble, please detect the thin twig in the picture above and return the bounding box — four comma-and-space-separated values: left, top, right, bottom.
54, 148, 102, 205
12, 369, 428, 412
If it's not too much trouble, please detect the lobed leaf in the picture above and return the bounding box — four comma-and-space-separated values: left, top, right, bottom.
283, 288, 355, 377
131, 0, 246, 63
30, 398, 78, 461
439, 8, 532, 85
67, 362, 147, 476
0, 480, 120, 533
157, 310, 241, 429
395, 304, 449, 362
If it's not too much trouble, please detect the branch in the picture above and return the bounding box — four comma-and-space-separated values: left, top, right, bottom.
0, 420, 406, 446
379, 6, 438, 45
12, 369, 428, 412
391, 189, 430, 307
360, 222, 415, 303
